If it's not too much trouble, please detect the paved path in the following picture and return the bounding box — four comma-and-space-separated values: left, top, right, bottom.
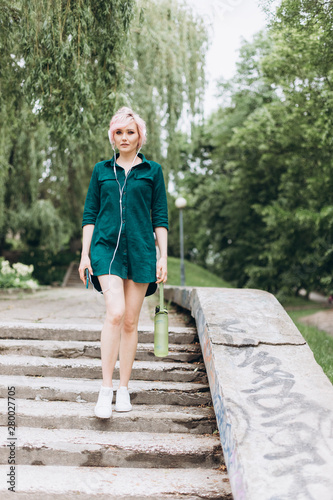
1, 286, 332, 336
299, 309, 333, 336
0, 287, 190, 328
294, 292, 333, 337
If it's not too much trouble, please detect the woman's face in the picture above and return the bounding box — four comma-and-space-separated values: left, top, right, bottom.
113, 120, 140, 155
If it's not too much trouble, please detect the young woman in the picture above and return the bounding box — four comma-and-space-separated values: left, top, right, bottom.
79, 107, 168, 419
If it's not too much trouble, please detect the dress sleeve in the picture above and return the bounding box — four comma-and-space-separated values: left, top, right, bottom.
82, 165, 100, 227
152, 164, 169, 230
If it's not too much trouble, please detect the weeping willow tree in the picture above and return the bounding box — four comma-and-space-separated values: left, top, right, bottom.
21, 0, 135, 138
0, 0, 135, 250
126, 0, 208, 177
0, 2, 22, 247
0, 0, 208, 256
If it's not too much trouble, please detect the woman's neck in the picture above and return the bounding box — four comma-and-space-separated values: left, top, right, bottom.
117, 151, 141, 168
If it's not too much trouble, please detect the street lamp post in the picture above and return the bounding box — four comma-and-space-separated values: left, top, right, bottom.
175, 197, 187, 286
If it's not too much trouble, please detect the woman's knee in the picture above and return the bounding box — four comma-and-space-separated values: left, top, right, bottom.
105, 307, 125, 326
122, 315, 138, 334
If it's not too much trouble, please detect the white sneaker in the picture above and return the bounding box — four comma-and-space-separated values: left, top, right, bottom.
94, 385, 113, 419
115, 386, 132, 412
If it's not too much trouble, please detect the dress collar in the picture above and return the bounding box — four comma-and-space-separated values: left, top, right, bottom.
109, 152, 150, 167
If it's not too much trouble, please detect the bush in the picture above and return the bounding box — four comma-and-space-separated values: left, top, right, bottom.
0, 258, 39, 289
19, 249, 79, 285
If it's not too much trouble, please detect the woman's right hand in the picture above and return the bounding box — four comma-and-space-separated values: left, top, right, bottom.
78, 254, 93, 286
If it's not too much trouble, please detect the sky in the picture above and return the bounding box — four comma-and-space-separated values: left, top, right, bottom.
189, 0, 268, 115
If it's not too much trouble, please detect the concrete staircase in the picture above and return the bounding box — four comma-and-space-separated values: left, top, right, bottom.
0, 321, 232, 498
62, 261, 82, 288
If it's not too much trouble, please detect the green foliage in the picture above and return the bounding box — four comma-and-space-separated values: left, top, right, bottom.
21, 0, 135, 138
19, 248, 78, 285
0, 0, 208, 264
126, 0, 208, 174
13, 199, 64, 250
0, 0, 136, 252
176, 2, 333, 296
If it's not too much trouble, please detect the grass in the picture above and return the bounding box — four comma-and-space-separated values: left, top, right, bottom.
281, 296, 333, 384
286, 308, 333, 384
167, 257, 231, 288
279, 295, 325, 309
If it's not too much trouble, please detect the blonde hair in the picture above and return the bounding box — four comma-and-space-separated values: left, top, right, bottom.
109, 107, 147, 150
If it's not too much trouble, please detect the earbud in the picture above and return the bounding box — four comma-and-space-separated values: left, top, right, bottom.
108, 129, 113, 146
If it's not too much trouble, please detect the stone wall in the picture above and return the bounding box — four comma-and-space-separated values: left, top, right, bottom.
164, 286, 333, 500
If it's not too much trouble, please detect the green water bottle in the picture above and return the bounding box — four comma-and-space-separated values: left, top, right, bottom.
154, 282, 169, 357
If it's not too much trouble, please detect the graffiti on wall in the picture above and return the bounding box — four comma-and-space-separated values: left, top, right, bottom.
199, 313, 333, 500
199, 326, 248, 500
224, 329, 333, 500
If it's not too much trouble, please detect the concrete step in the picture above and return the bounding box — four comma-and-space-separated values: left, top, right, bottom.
0, 339, 202, 362
66, 277, 82, 284
0, 427, 224, 468
66, 275, 81, 281
0, 376, 211, 406
0, 355, 207, 382
0, 322, 198, 344
0, 398, 217, 434
0, 299, 230, 497
65, 262, 82, 287
0, 465, 232, 499
65, 282, 82, 288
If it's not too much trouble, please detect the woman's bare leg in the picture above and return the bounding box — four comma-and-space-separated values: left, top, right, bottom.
98, 274, 125, 388
118, 280, 149, 387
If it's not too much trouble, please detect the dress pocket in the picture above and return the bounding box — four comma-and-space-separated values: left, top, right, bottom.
99, 173, 117, 183
99, 177, 118, 204
134, 170, 154, 194
134, 169, 154, 182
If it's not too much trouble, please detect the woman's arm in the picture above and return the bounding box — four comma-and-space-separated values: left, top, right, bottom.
78, 224, 94, 284
80, 163, 100, 285
155, 226, 168, 283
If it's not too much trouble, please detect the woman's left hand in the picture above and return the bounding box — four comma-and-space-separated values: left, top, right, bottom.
156, 256, 167, 283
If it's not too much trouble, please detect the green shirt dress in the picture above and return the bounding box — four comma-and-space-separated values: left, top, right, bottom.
82, 153, 168, 289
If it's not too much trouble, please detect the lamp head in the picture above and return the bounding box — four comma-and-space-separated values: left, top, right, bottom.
175, 197, 187, 209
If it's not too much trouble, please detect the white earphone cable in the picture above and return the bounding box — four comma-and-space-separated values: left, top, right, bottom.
92, 137, 141, 294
